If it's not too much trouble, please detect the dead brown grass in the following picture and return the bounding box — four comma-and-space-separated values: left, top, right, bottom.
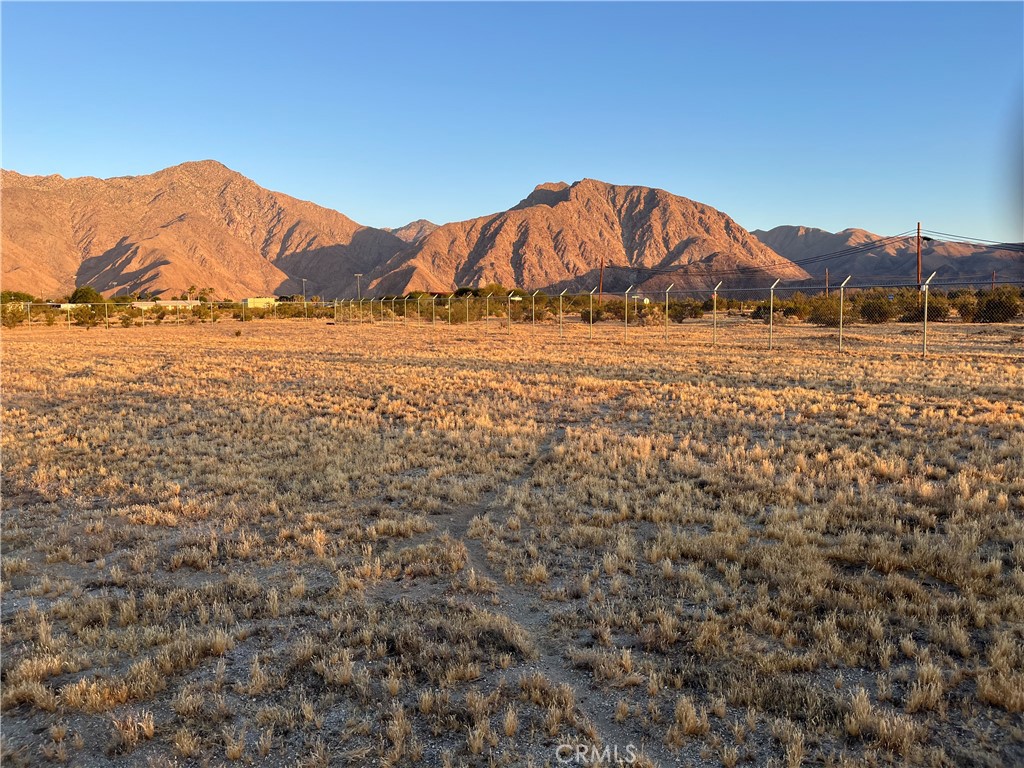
1, 319, 1022, 766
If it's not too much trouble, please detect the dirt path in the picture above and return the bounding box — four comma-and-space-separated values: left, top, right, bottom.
435, 427, 678, 767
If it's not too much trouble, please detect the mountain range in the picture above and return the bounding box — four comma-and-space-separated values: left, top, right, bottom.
754, 226, 1021, 284
1, 161, 1020, 300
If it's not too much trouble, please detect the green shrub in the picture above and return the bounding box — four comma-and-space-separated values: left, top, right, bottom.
1, 303, 27, 329
640, 305, 665, 327
807, 296, 850, 327
668, 300, 705, 322
899, 294, 949, 322
73, 305, 99, 328
603, 300, 638, 323
977, 289, 1021, 323
859, 297, 898, 324
950, 294, 978, 322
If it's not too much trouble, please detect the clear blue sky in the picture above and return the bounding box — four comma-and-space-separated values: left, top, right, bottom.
3, 2, 1022, 241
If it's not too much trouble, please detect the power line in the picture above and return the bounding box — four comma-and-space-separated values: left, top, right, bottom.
919, 233, 1024, 254
921, 229, 1024, 247
605, 231, 917, 279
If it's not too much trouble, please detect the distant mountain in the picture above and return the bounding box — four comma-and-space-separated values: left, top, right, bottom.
0, 161, 406, 299
386, 219, 438, 245
366, 179, 808, 295
752, 225, 1024, 284
10, 161, 1012, 302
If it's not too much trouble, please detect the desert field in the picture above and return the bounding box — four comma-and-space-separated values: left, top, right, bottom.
2, 318, 1023, 767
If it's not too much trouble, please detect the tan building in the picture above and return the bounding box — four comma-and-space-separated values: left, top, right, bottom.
241, 297, 278, 309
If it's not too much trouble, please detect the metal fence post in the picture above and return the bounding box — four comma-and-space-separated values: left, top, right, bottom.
838, 276, 851, 352
465, 294, 470, 324
712, 281, 722, 347
242, 302, 246, 322
431, 296, 436, 324
589, 287, 597, 340
624, 285, 633, 342
26, 303, 32, 328
769, 279, 781, 350
67, 307, 72, 329
664, 284, 674, 341
531, 291, 538, 326
105, 302, 110, 329
485, 293, 491, 327
922, 271, 936, 357
558, 289, 567, 337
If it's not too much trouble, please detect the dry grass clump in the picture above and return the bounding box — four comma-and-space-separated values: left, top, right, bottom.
2, 320, 1021, 765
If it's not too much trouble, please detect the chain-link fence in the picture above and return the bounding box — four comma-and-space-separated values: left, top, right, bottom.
3, 282, 1022, 357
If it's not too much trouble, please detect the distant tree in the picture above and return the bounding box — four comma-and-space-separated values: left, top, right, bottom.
69, 286, 105, 304
479, 282, 508, 297
1, 290, 36, 304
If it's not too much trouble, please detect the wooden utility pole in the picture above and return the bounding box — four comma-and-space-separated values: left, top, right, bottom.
598, 258, 605, 306
992, 271, 996, 291
917, 222, 922, 290
825, 268, 829, 297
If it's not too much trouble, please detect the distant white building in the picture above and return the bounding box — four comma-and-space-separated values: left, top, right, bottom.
241, 297, 277, 309
131, 300, 202, 309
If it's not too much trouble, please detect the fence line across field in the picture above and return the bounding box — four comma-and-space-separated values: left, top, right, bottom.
4, 279, 1023, 359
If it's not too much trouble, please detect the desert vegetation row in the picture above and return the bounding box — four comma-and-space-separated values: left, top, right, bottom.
3, 285, 1022, 330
